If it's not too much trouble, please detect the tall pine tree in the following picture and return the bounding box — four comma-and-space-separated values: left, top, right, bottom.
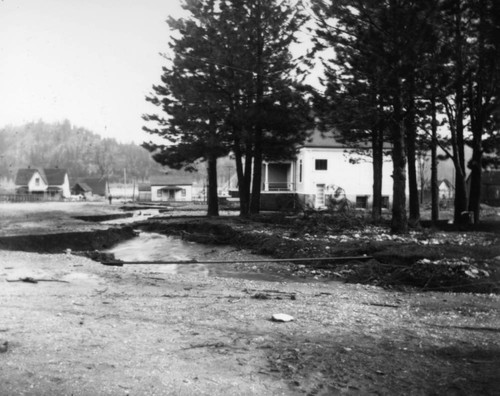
143, 0, 229, 216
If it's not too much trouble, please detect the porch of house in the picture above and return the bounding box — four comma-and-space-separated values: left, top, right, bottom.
262, 162, 295, 192
260, 162, 300, 211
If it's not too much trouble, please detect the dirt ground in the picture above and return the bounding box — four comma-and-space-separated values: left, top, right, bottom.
1, 202, 499, 395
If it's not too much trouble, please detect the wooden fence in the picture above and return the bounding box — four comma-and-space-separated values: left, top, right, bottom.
0, 194, 63, 203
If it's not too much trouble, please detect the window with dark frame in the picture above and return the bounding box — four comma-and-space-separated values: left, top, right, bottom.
355, 196, 368, 209
299, 160, 302, 182
315, 159, 327, 170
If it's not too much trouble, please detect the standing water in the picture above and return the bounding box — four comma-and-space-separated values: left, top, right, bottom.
106, 232, 214, 276
105, 231, 300, 282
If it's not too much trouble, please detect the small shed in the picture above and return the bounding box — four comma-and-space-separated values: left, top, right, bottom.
72, 182, 93, 199
74, 177, 109, 197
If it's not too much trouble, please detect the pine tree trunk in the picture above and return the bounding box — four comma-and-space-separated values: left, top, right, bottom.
467, 4, 486, 225
390, 83, 408, 234
406, 116, 420, 227
206, 153, 219, 217
430, 94, 439, 224
468, 128, 483, 224
371, 126, 384, 223
452, 8, 469, 225
405, 72, 420, 227
233, 147, 249, 217
250, 129, 262, 214
249, 0, 263, 215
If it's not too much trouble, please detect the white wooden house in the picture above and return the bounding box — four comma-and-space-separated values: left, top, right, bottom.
15, 167, 71, 198
150, 174, 193, 202
438, 179, 453, 200
259, 130, 394, 210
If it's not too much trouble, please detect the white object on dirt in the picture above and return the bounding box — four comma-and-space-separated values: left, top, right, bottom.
272, 313, 294, 322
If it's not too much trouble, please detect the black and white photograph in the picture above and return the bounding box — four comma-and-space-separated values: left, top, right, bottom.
0, 0, 499, 394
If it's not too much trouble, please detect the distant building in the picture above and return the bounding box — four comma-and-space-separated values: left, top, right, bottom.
137, 183, 152, 201
71, 181, 93, 199
438, 179, 453, 200
15, 167, 70, 199
234, 129, 395, 211
150, 174, 193, 202
72, 177, 109, 197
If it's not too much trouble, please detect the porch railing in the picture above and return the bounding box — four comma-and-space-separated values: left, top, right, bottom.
262, 182, 295, 192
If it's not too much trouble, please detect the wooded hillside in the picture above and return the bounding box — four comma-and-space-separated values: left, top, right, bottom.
0, 120, 163, 182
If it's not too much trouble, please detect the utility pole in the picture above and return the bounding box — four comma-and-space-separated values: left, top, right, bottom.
124, 168, 127, 199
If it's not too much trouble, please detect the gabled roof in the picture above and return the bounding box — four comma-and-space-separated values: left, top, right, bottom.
150, 174, 194, 186
15, 167, 68, 186
76, 177, 108, 196
302, 129, 345, 148
438, 179, 453, 189
43, 168, 68, 185
73, 182, 92, 192
15, 168, 41, 186
138, 183, 151, 192
301, 128, 384, 149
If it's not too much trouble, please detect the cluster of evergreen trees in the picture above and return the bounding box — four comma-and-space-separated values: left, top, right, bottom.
143, 0, 499, 232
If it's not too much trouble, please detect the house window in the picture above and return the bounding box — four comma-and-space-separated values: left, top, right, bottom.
181, 188, 186, 198
299, 160, 302, 183
356, 196, 368, 209
315, 159, 327, 171
381, 196, 389, 209
157, 189, 162, 197
35, 178, 40, 186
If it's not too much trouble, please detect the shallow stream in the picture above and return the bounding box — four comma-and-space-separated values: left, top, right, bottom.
106, 231, 297, 282
106, 232, 212, 276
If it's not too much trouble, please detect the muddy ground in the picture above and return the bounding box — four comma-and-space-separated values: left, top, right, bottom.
1, 202, 499, 395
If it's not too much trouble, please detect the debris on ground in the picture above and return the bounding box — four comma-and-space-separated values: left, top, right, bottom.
6, 277, 70, 284
139, 214, 500, 294
271, 313, 294, 322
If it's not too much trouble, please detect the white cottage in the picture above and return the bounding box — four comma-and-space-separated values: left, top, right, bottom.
260, 130, 394, 210
150, 174, 193, 202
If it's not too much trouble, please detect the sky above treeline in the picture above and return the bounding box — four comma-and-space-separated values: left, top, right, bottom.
0, 0, 187, 144
0, 0, 319, 145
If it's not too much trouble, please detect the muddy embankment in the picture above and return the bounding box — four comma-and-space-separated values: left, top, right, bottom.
0, 226, 137, 254
1, 210, 499, 294
137, 217, 500, 294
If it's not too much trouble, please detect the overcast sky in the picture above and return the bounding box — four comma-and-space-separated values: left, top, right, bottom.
0, 0, 187, 144
0, 0, 318, 145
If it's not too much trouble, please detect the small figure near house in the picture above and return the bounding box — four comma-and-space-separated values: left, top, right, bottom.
108, 194, 113, 205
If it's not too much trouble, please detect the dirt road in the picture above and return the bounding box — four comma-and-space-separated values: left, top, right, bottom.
1, 202, 499, 395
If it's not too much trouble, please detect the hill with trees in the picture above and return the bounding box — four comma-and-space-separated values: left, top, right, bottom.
0, 120, 163, 182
